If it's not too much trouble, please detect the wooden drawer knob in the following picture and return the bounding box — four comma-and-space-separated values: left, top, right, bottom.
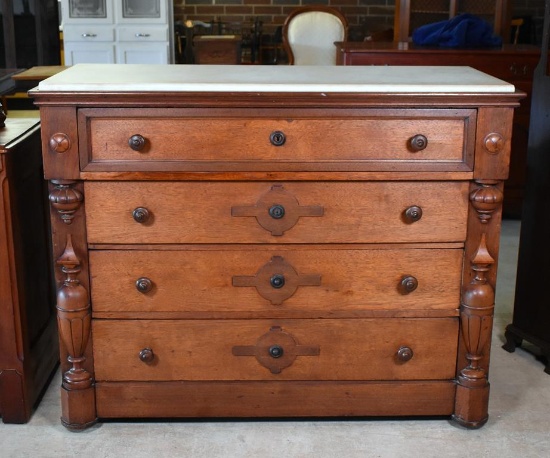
132, 207, 150, 224
135, 277, 153, 293
269, 130, 286, 146
139, 348, 154, 363
403, 205, 423, 223
128, 134, 147, 152
399, 275, 418, 294
49, 132, 71, 153
397, 346, 414, 362
409, 134, 428, 152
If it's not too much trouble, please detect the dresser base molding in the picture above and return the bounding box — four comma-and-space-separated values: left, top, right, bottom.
95, 381, 456, 418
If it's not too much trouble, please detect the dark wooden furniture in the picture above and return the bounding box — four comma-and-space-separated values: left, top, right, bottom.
0, 117, 58, 423
393, 0, 511, 43
32, 64, 522, 430
0, 0, 60, 68
193, 36, 242, 64
336, 42, 545, 218
503, 2, 550, 373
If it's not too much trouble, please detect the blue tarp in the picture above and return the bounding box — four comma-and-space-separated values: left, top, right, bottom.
412, 13, 502, 48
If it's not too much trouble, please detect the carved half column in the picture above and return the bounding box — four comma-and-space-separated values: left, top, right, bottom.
56, 235, 97, 430
453, 180, 502, 428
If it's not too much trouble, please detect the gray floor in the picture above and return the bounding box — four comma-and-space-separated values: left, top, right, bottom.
1, 219, 549, 458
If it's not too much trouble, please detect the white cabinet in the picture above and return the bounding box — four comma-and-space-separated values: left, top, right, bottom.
61, 0, 173, 64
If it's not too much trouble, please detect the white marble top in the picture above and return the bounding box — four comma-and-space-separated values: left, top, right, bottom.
37, 64, 515, 93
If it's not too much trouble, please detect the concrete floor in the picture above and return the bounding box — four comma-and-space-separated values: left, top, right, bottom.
1, 219, 549, 457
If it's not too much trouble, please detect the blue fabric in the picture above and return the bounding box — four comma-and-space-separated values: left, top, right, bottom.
412, 13, 502, 48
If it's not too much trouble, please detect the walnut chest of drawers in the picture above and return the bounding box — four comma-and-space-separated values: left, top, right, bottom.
32, 64, 523, 430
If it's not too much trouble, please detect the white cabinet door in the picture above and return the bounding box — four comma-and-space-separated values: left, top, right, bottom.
61, 0, 113, 24
64, 43, 116, 64
117, 43, 170, 64
116, 0, 167, 24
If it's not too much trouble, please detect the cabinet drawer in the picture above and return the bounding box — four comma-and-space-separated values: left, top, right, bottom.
90, 247, 462, 315
78, 108, 475, 172
117, 26, 169, 42
63, 25, 115, 42
84, 181, 469, 244
92, 318, 459, 381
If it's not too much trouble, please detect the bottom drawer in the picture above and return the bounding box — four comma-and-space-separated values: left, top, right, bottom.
92, 318, 459, 382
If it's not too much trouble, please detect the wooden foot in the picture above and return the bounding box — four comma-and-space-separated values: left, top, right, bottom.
502, 326, 523, 353
60, 385, 97, 431
452, 382, 490, 429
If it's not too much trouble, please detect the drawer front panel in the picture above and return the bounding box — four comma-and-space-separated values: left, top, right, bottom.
84, 181, 469, 244
92, 318, 459, 381
90, 247, 462, 313
79, 108, 475, 171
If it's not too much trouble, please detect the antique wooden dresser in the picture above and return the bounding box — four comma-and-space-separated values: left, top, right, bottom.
32, 64, 522, 430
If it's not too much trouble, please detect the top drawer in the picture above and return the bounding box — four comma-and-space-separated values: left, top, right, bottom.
78, 108, 476, 173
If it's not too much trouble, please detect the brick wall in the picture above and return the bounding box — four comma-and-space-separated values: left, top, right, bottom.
174, 0, 547, 43
174, 0, 395, 38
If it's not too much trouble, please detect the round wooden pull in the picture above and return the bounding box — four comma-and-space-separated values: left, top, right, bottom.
128, 134, 147, 152
49, 133, 71, 153
399, 275, 418, 294
136, 277, 153, 293
403, 206, 423, 223
409, 134, 428, 152
139, 348, 154, 363
270, 131, 286, 146
132, 207, 150, 223
484, 133, 504, 154
397, 346, 414, 362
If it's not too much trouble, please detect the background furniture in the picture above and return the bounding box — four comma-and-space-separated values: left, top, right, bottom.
393, 0, 511, 43
60, 0, 174, 64
282, 6, 348, 65
0, 117, 58, 423
336, 42, 546, 218
0, 0, 60, 68
503, 0, 550, 373
193, 35, 242, 64
33, 64, 520, 430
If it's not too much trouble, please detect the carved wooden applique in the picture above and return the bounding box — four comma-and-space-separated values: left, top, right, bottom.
231, 184, 324, 235
232, 255, 321, 304
232, 326, 320, 374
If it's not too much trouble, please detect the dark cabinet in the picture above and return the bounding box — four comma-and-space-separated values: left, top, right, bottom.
0, 118, 58, 423
503, 1, 550, 372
